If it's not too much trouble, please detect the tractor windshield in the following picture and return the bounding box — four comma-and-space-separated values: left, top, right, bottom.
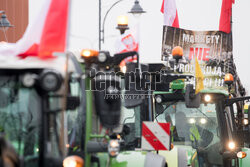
155, 101, 223, 166
0, 75, 41, 162
0, 73, 66, 166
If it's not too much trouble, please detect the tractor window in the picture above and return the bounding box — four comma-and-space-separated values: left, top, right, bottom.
120, 104, 141, 149
118, 79, 142, 149
224, 106, 235, 138
66, 79, 85, 152
0, 75, 40, 162
47, 97, 65, 158
48, 76, 85, 155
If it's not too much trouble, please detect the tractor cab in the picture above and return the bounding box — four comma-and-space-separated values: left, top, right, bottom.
154, 89, 227, 166
0, 53, 84, 167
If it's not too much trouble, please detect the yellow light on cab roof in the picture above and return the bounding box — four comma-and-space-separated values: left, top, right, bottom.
172, 46, 183, 57
81, 49, 99, 58
224, 73, 234, 83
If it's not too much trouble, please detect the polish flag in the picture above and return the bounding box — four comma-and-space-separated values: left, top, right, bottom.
160, 0, 179, 28
161, 0, 234, 33
115, 31, 138, 66
0, 0, 69, 59
115, 32, 138, 53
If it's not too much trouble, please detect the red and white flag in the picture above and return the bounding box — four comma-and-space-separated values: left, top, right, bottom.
219, 0, 234, 33
160, 0, 179, 28
115, 31, 138, 66
115, 31, 138, 53
161, 0, 234, 33
141, 122, 171, 151
0, 0, 69, 59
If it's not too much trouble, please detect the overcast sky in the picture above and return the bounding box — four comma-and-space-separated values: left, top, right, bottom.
29, 0, 250, 93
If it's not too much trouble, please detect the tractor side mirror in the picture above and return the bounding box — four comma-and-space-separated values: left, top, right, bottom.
93, 73, 121, 129
185, 84, 200, 108
155, 103, 164, 115
124, 63, 144, 108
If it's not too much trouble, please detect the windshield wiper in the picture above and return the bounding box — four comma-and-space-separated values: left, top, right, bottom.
123, 112, 135, 124
196, 108, 216, 125
155, 101, 177, 122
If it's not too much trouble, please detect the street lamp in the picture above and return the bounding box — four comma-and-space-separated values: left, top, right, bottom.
0, 11, 13, 31
128, 0, 145, 54
0, 11, 13, 42
116, 15, 129, 35
128, 0, 146, 16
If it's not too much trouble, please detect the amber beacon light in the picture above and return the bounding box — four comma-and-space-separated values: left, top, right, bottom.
224, 73, 234, 85
81, 49, 99, 58
172, 46, 183, 63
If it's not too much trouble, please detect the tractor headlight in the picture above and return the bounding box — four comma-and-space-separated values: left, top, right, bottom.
243, 119, 249, 125
39, 70, 62, 92
189, 118, 196, 124
22, 73, 36, 87
200, 118, 207, 124
204, 94, 212, 103
108, 140, 120, 157
228, 141, 236, 150
98, 52, 107, 63
63, 155, 84, 167
155, 95, 162, 104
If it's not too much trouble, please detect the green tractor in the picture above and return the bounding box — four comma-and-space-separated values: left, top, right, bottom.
156, 25, 250, 166
80, 49, 169, 167
145, 62, 250, 167
0, 53, 86, 167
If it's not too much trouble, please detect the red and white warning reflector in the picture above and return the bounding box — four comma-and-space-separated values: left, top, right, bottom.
141, 121, 171, 151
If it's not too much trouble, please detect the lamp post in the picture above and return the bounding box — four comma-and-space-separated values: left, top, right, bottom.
0, 11, 13, 41
99, 0, 125, 50
128, 0, 146, 114
98, 0, 145, 50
